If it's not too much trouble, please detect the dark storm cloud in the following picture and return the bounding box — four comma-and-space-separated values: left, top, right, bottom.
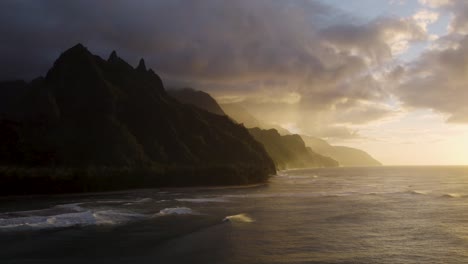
0, 0, 428, 136
0, 0, 333, 80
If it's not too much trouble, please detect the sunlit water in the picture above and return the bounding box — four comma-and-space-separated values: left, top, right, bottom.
1, 166, 468, 264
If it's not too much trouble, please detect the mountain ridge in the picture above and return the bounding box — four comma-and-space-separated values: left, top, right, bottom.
168, 88, 226, 116
169, 88, 339, 169
248, 128, 338, 169
218, 103, 382, 167
0, 44, 276, 195
300, 136, 382, 167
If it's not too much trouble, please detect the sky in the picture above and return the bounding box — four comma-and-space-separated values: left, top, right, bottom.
0, 0, 467, 165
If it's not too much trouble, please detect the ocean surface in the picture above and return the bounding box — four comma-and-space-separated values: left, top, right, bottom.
1, 166, 468, 264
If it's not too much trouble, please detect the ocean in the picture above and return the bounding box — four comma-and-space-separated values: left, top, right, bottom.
1, 166, 468, 264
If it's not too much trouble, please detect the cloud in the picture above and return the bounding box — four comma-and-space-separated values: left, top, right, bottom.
0, 0, 429, 137
390, 0, 407, 5
395, 0, 468, 123
333, 101, 399, 125
448, 2, 468, 34
397, 35, 468, 122
320, 16, 427, 59
419, 0, 453, 8
412, 9, 440, 31
419, 0, 468, 34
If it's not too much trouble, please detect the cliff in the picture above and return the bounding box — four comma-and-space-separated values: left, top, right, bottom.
168, 88, 226, 116
301, 136, 382, 167
0, 44, 276, 194
248, 128, 338, 169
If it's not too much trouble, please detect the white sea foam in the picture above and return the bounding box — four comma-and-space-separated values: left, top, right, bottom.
155, 207, 195, 216
276, 171, 289, 177
44, 211, 98, 227
93, 210, 146, 225
0, 211, 96, 230
223, 213, 254, 223
0, 203, 147, 231
134, 198, 154, 203
408, 190, 429, 195
54, 203, 86, 212
123, 198, 155, 206
441, 193, 464, 198
0, 203, 85, 218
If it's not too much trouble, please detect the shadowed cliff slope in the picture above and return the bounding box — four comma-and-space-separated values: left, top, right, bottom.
301, 136, 382, 167
169, 88, 338, 169
0, 44, 276, 194
218, 103, 381, 167
168, 88, 226, 116
248, 128, 338, 169
220, 103, 291, 135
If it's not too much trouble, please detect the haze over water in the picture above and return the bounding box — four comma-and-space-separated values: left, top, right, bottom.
1, 166, 468, 263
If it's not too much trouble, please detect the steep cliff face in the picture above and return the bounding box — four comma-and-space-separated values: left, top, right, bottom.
168, 88, 338, 169
0, 44, 276, 193
218, 102, 382, 167
248, 128, 338, 170
301, 136, 382, 167
169, 89, 338, 169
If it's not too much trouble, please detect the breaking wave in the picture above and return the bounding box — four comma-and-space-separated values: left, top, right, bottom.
0, 203, 146, 231
154, 207, 196, 216
123, 198, 155, 206
441, 193, 464, 198
408, 190, 429, 195
223, 213, 254, 223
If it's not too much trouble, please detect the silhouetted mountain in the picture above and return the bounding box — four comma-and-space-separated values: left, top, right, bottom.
0, 44, 275, 195
218, 102, 381, 167
301, 136, 382, 167
220, 103, 291, 135
0, 80, 28, 118
167, 88, 337, 169
168, 88, 226, 116
248, 128, 338, 169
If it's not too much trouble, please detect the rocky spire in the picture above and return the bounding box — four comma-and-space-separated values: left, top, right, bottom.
137, 58, 147, 71
108, 50, 118, 62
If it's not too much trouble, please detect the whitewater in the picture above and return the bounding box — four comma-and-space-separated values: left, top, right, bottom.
1, 166, 468, 263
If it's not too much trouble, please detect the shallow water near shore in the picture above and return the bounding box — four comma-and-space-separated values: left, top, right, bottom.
1, 166, 468, 263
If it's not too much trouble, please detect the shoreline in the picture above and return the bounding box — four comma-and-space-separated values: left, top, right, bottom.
0, 166, 273, 196
0, 181, 271, 200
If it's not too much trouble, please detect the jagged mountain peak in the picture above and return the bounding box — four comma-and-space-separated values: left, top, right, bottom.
137, 58, 147, 71
46, 44, 98, 82
68, 43, 87, 52
0, 44, 276, 187
56, 43, 91, 61
108, 50, 118, 62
